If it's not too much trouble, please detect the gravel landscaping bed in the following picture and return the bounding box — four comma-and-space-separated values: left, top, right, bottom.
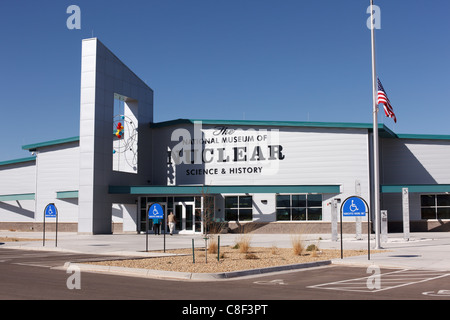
91, 246, 376, 274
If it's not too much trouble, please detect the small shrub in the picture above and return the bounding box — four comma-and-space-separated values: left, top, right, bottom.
291, 235, 304, 256
306, 244, 318, 252
270, 245, 278, 255
307, 244, 320, 257
208, 238, 218, 254
235, 234, 252, 253
245, 253, 258, 260
238, 239, 251, 253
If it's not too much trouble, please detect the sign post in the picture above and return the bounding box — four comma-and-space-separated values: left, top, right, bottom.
331, 199, 339, 242
43, 203, 58, 247
341, 196, 370, 260
146, 203, 164, 252
402, 188, 410, 241
381, 210, 388, 243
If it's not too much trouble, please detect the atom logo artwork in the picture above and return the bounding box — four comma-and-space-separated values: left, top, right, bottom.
113, 114, 138, 171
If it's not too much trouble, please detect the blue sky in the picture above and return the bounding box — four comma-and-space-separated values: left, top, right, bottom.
1, 0, 449, 161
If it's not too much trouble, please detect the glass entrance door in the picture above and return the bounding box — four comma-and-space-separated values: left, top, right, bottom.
174, 201, 196, 233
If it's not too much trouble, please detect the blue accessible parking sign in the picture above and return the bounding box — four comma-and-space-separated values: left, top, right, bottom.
342, 197, 367, 217
45, 203, 57, 218
148, 203, 164, 219
339, 196, 370, 260
43, 203, 58, 247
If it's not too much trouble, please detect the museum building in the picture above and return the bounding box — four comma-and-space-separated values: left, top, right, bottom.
1, 38, 450, 235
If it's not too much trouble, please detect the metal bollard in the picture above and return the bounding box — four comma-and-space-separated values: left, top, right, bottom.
217, 235, 220, 262
192, 238, 195, 264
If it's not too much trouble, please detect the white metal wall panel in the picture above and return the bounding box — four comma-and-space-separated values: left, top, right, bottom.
112, 203, 137, 232
381, 138, 450, 185
0, 162, 36, 222
152, 123, 371, 222
0, 200, 35, 222
36, 143, 79, 222
154, 124, 369, 192
0, 162, 36, 195
382, 192, 422, 221
381, 137, 450, 223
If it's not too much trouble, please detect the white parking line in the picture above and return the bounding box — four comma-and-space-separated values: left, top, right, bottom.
308, 269, 450, 293
13, 262, 51, 268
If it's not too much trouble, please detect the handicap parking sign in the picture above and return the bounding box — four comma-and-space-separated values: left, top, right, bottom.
44, 203, 57, 218
342, 197, 367, 217
148, 203, 164, 219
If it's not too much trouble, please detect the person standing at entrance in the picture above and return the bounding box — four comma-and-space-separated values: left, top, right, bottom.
152, 218, 161, 235
168, 211, 176, 235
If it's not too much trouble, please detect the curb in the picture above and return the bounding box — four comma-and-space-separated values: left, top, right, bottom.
63, 260, 332, 281
197, 260, 332, 280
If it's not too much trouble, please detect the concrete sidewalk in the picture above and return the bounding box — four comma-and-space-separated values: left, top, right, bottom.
1, 230, 450, 275
333, 233, 450, 271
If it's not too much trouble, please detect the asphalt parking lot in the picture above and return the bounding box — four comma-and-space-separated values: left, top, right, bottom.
0, 248, 449, 301
1, 231, 450, 302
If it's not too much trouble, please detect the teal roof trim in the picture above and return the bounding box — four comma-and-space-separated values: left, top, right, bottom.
151, 119, 374, 129
382, 184, 450, 193
151, 119, 397, 138
396, 134, 450, 141
109, 185, 341, 195
22, 136, 79, 151
0, 156, 36, 167
379, 125, 397, 139
0, 193, 35, 201
56, 191, 79, 199
152, 119, 450, 141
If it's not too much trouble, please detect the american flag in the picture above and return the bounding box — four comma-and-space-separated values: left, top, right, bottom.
377, 78, 397, 123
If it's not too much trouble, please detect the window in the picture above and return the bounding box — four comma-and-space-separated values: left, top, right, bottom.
421, 194, 450, 219
225, 196, 253, 221
276, 194, 322, 221
113, 93, 138, 173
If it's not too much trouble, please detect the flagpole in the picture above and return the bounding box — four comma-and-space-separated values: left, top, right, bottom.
370, 0, 381, 249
